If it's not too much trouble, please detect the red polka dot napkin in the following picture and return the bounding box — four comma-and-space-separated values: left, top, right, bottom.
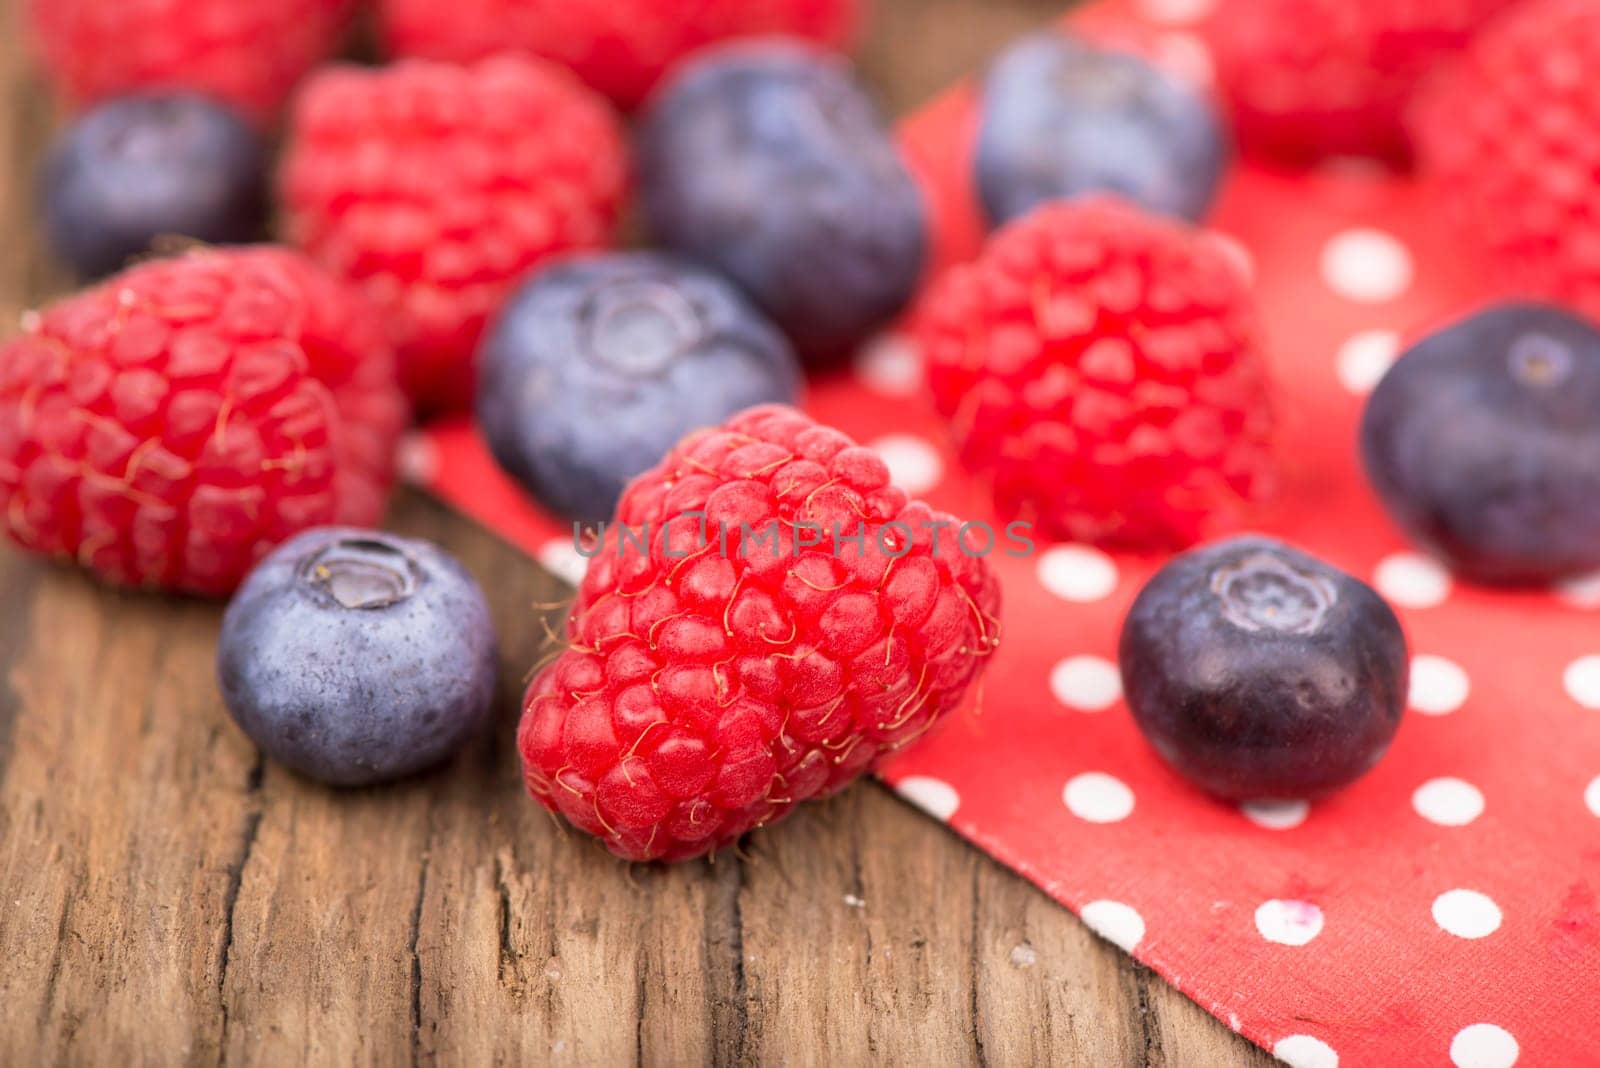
408, 2, 1600, 1064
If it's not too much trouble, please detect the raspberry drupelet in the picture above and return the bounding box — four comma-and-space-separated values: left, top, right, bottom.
0, 247, 407, 596
279, 55, 629, 412
917, 197, 1275, 551
517, 405, 1002, 862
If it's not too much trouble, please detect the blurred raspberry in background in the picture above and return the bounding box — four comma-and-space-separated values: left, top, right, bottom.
27, 0, 357, 125
278, 55, 629, 412
1412, 0, 1600, 321
1201, 0, 1516, 163
378, 0, 864, 108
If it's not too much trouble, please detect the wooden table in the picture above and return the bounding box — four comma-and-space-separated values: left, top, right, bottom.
0, 0, 1275, 1062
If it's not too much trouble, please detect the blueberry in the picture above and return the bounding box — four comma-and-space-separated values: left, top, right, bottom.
40, 93, 267, 280
1360, 303, 1600, 584
636, 40, 926, 365
217, 528, 497, 786
974, 32, 1227, 227
477, 252, 802, 524
1118, 536, 1408, 799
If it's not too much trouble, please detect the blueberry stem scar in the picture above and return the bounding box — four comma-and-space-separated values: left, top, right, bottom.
1209, 552, 1337, 636
301, 538, 421, 610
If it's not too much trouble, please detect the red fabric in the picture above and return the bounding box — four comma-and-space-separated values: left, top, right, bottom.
412, 3, 1600, 1063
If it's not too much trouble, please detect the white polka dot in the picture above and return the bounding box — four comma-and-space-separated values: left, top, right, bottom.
1038, 544, 1120, 603
1063, 772, 1135, 823
1413, 778, 1485, 827
1321, 228, 1415, 303
1240, 799, 1310, 830
396, 433, 439, 486
1409, 655, 1471, 715
1433, 889, 1502, 939
895, 776, 960, 821
1136, 0, 1216, 24
538, 538, 589, 586
1273, 1035, 1340, 1068
1254, 899, 1324, 946
854, 333, 923, 396
1451, 1024, 1519, 1068
1154, 32, 1214, 88
1081, 900, 1146, 952
1586, 776, 1600, 818
1375, 552, 1453, 609
1335, 330, 1401, 394
868, 434, 943, 496
1564, 655, 1600, 708
1556, 569, 1600, 609
1049, 656, 1123, 711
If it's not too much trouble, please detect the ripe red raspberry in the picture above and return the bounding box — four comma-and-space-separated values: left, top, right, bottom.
279, 56, 628, 411
917, 197, 1274, 550
517, 405, 1001, 862
376, 0, 862, 109
1202, 0, 1514, 162
1413, 0, 1600, 321
0, 247, 407, 596
27, 0, 354, 125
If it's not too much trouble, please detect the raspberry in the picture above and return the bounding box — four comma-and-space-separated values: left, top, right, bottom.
279, 56, 628, 411
1412, 0, 1600, 321
0, 247, 407, 596
516, 405, 1002, 862
917, 197, 1274, 550
376, 0, 862, 109
1202, 0, 1514, 162
27, 0, 354, 125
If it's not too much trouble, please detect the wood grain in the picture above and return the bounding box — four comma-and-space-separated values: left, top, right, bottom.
0, 0, 1277, 1063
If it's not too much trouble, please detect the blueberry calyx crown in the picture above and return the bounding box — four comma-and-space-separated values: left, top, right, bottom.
1508, 332, 1574, 388
1209, 550, 1336, 635
581, 280, 703, 375
301, 537, 419, 609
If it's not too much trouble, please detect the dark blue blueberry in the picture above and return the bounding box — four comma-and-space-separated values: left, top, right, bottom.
476, 251, 802, 523
636, 40, 926, 366
217, 528, 497, 787
1360, 303, 1600, 585
1118, 536, 1408, 800
40, 93, 267, 280
974, 32, 1227, 227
